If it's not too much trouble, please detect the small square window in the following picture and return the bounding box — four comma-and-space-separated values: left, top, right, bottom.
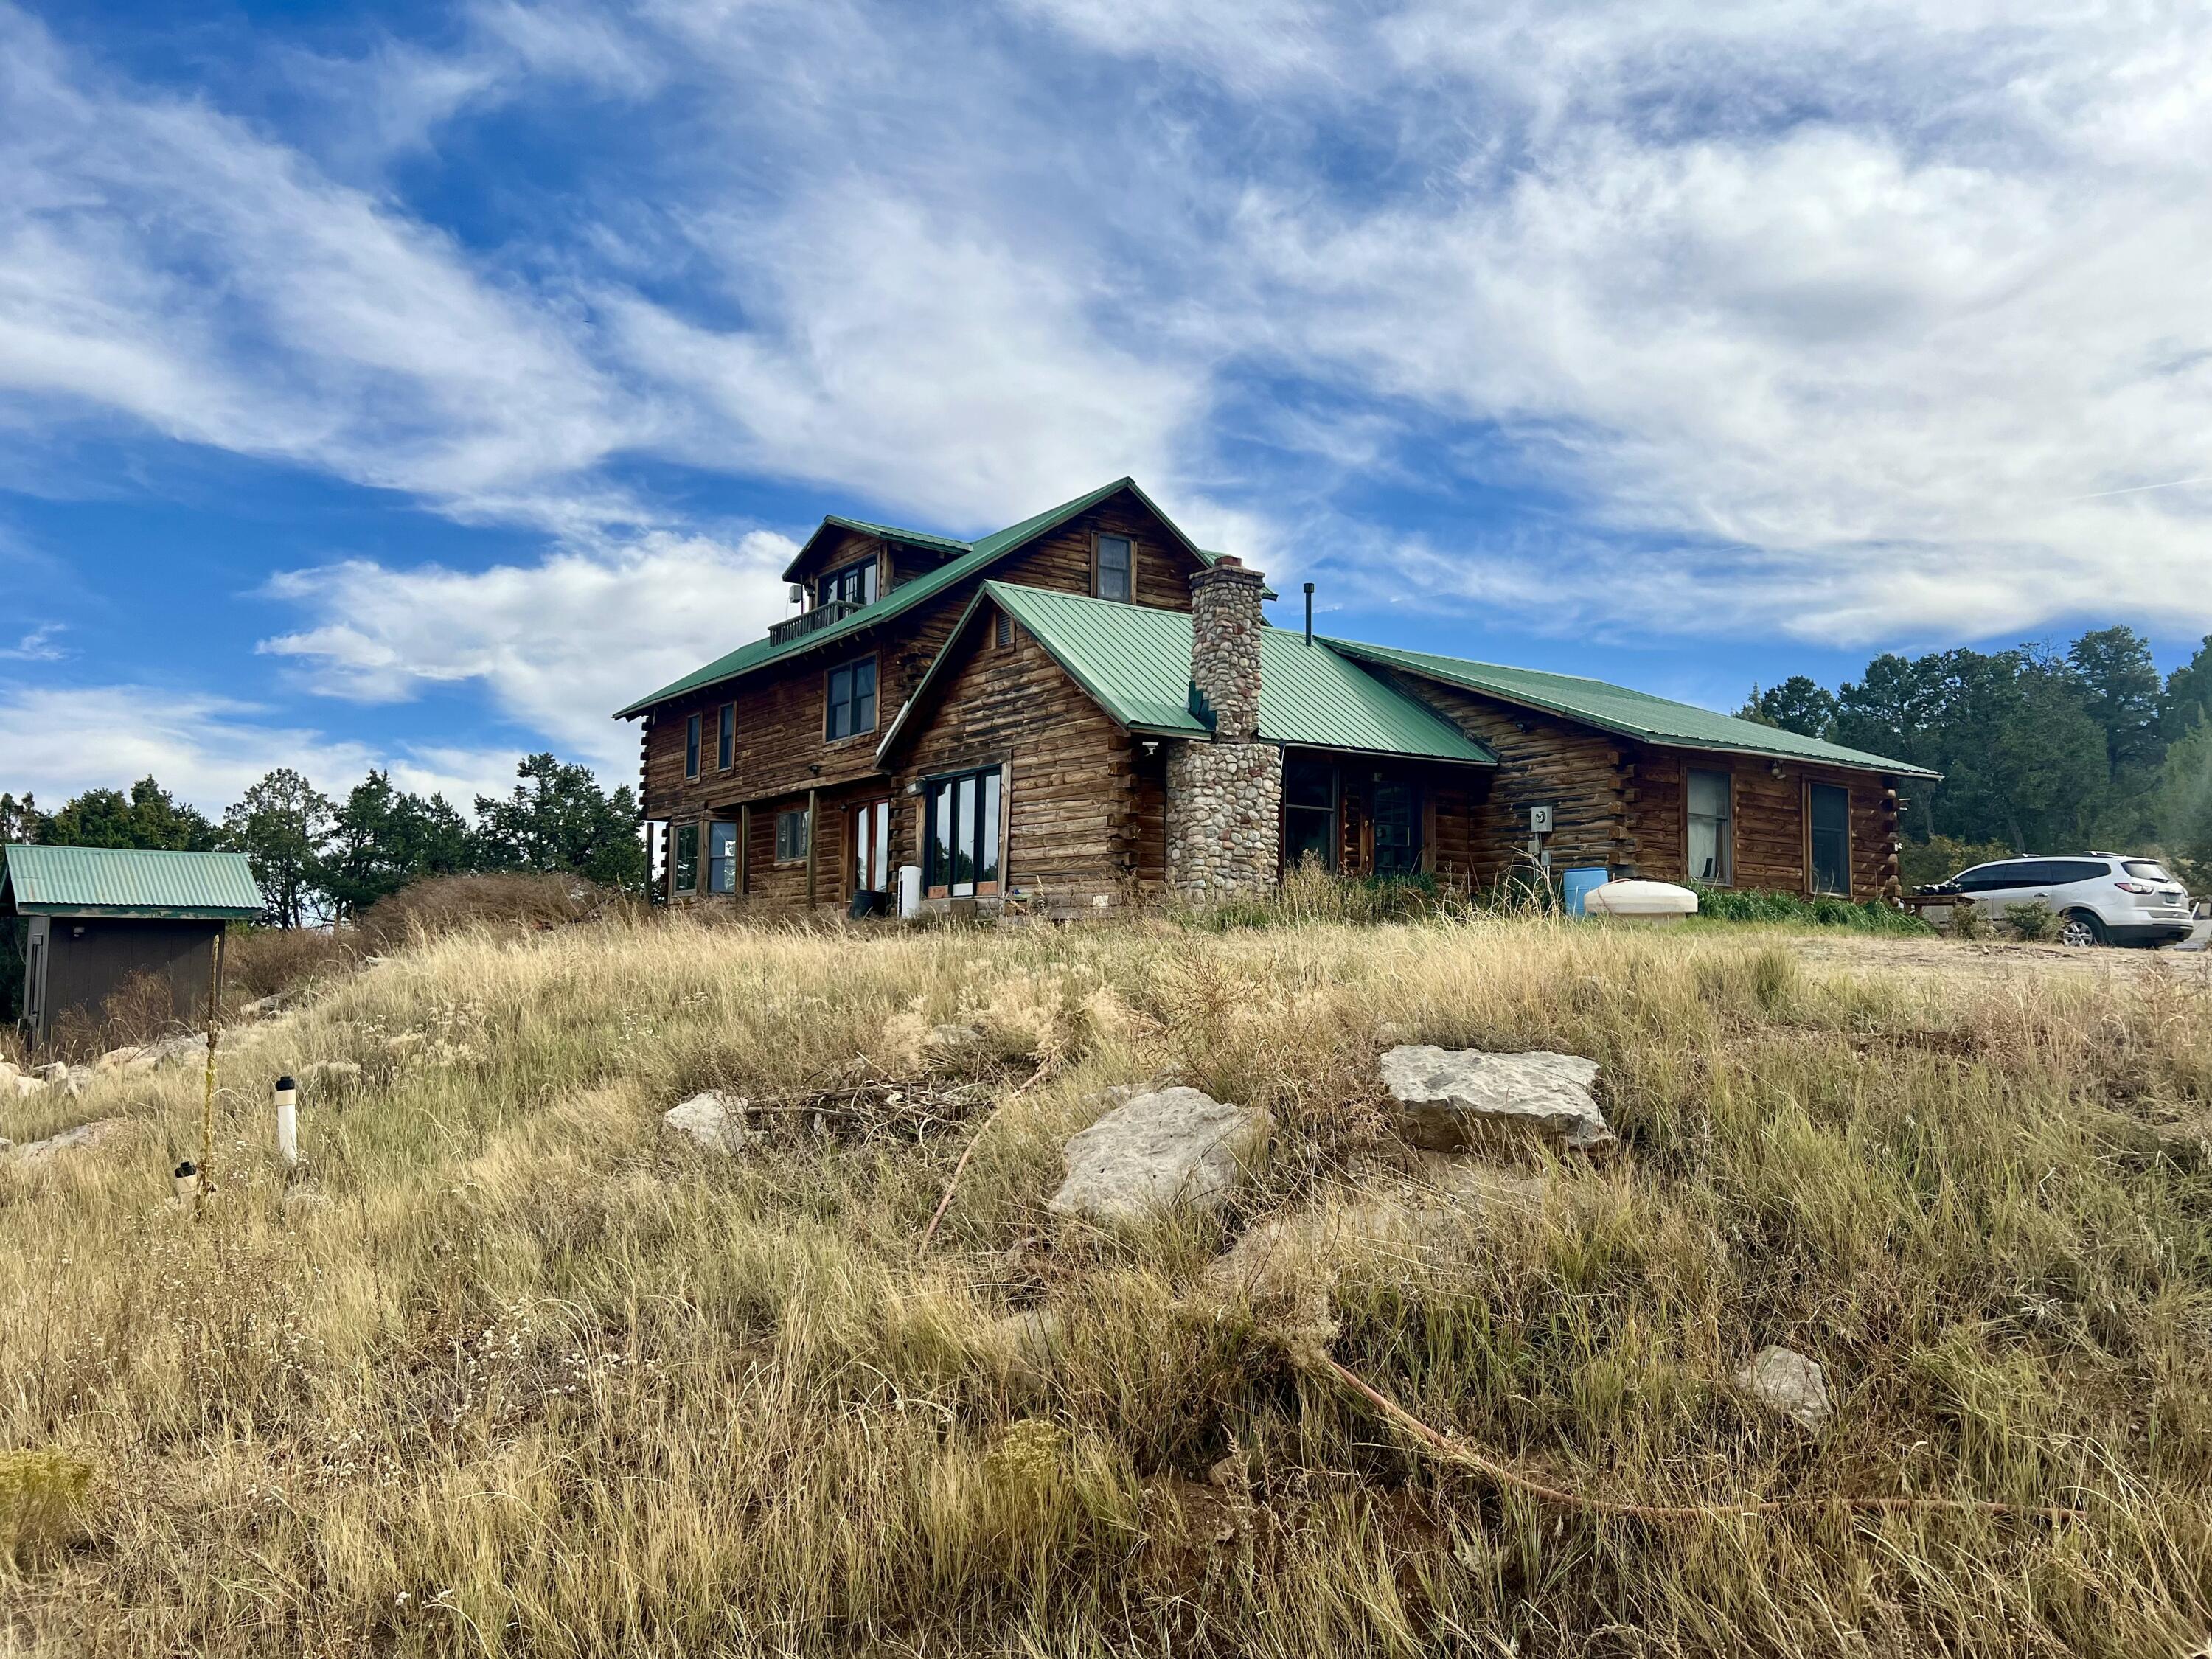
1096, 535, 1133, 602
776, 807, 810, 866
717, 703, 735, 770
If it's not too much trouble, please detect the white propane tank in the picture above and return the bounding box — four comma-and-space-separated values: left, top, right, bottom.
1585, 879, 1699, 925
897, 863, 923, 920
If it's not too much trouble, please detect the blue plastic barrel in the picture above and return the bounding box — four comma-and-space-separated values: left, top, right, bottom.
1560, 866, 1611, 917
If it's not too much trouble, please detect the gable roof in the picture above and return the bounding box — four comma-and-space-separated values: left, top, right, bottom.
877, 583, 1497, 768
1325, 640, 1938, 777
617, 477, 1245, 719
1, 845, 264, 919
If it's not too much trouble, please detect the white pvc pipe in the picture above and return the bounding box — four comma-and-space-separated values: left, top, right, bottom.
274, 1076, 299, 1169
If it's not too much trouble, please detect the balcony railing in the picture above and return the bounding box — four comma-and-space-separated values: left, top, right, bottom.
768, 597, 866, 647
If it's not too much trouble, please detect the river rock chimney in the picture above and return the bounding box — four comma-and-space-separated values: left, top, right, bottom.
1166, 557, 1281, 896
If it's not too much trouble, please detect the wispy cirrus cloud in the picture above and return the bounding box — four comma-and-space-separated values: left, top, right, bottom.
0, 622, 66, 661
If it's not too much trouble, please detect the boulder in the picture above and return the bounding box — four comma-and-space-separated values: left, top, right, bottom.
32, 1061, 68, 1084
107, 1032, 212, 1074
10, 1118, 134, 1161
1380, 1046, 1616, 1155
663, 1091, 757, 1154
60, 1065, 94, 1099
11, 1073, 44, 1099
984, 1309, 1066, 1381
1735, 1345, 1833, 1430
1046, 1086, 1271, 1228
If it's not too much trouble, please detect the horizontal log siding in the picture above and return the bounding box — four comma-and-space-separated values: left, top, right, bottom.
898, 611, 1133, 911
1632, 751, 1895, 901
1316, 761, 1484, 886
1376, 675, 1628, 883
636, 490, 1205, 832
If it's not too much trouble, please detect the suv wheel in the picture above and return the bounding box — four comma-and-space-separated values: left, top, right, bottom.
2058, 911, 2105, 948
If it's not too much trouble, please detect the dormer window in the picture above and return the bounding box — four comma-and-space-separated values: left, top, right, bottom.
818, 558, 879, 611
1094, 534, 1133, 602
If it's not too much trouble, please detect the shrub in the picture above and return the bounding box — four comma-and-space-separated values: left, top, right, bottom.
223, 925, 355, 1005
355, 872, 630, 952
0, 1449, 94, 1567
1899, 834, 2017, 891
1178, 861, 1458, 931
2004, 900, 2062, 942
1689, 883, 1933, 936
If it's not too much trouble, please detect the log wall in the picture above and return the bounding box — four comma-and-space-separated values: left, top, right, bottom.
1630, 750, 1896, 901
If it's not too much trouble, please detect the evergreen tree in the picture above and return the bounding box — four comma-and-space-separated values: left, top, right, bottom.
43, 776, 220, 850
223, 768, 333, 929
1736, 676, 1838, 739
0, 791, 44, 844
473, 754, 647, 894
2067, 625, 2165, 785
2156, 716, 2212, 889
321, 772, 475, 920
2163, 636, 2212, 742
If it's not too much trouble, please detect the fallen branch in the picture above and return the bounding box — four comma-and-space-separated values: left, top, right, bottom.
1304, 1348, 2084, 1526
915, 1058, 1055, 1258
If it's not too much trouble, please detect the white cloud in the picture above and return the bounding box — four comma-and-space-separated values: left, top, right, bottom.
0, 622, 65, 661
0, 684, 521, 814
256, 527, 801, 765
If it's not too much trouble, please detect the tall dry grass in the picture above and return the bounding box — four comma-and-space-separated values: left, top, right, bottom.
1, 912, 2209, 1656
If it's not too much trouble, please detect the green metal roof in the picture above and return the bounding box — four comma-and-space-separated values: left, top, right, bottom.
618, 477, 1259, 720
1325, 640, 1938, 777
1, 845, 264, 919
779, 514, 971, 582
878, 583, 1496, 767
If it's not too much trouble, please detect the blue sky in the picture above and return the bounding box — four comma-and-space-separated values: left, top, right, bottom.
5, 0, 2211, 813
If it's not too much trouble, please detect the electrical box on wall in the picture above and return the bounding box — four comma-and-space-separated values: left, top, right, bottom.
1529, 803, 1554, 834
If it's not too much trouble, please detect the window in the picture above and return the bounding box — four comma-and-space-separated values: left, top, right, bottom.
1095, 534, 1133, 602
1954, 862, 2033, 893
818, 558, 878, 610
684, 713, 701, 781
672, 822, 699, 894
717, 703, 735, 771
995, 609, 1015, 650
924, 768, 1003, 897
825, 657, 877, 740
1809, 782, 1849, 895
707, 820, 738, 893
2124, 860, 2174, 883
1687, 768, 1732, 885
852, 799, 891, 892
1372, 777, 1421, 876
2046, 860, 2112, 886
1281, 757, 1337, 874
776, 808, 810, 866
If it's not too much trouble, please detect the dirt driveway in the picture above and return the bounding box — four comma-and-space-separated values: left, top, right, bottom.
1788, 928, 2212, 987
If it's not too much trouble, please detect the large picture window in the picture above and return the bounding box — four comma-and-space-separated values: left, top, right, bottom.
825, 658, 877, 740
1095, 534, 1133, 602
818, 558, 878, 610
924, 768, 1003, 897
1281, 757, 1338, 873
708, 820, 738, 894
672, 822, 699, 894
1809, 782, 1850, 895
1687, 768, 1733, 885
717, 703, 735, 771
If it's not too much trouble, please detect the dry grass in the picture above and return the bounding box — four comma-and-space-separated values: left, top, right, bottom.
2, 912, 2211, 1656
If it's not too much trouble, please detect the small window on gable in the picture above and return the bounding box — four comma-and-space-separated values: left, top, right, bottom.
684, 714, 701, 781
717, 703, 735, 771
1095, 534, 1133, 602
826, 657, 877, 740
995, 609, 1015, 650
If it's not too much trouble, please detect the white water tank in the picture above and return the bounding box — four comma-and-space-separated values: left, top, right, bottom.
1585, 879, 1698, 924
897, 863, 922, 920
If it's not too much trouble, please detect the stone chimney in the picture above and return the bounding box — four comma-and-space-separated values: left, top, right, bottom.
1166, 557, 1281, 896
1187, 556, 1266, 740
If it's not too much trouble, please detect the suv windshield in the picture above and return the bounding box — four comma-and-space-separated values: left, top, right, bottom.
2123, 860, 2174, 883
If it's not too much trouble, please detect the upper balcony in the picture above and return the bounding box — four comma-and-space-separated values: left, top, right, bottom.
767, 597, 866, 648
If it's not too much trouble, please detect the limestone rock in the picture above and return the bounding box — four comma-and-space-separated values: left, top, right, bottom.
985, 1309, 1066, 1381
1736, 1345, 1833, 1430
1047, 1086, 1271, 1227
11, 1073, 44, 1099
32, 1061, 68, 1083
10, 1118, 134, 1161
106, 1032, 212, 1074
1380, 1046, 1615, 1155
663, 1091, 756, 1154
60, 1065, 94, 1099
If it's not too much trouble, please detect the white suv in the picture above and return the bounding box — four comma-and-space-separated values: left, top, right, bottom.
1931, 853, 2195, 947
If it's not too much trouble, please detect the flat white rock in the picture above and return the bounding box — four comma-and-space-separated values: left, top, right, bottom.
9, 1118, 133, 1161
1736, 1345, 1833, 1430
1380, 1046, 1616, 1154
1048, 1086, 1271, 1227
663, 1091, 757, 1154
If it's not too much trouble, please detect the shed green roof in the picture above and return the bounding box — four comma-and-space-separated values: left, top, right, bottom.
1324, 640, 1938, 777
1, 845, 264, 919
618, 477, 1256, 719
878, 584, 1497, 767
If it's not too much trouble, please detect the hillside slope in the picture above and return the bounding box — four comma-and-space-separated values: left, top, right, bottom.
4, 917, 2211, 1657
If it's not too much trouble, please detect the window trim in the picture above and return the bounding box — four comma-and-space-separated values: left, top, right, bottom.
684, 712, 701, 782
850, 797, 893, 894
672, 821, 700, 894
774, 807, 810, 868
717, 702, 735, 771
1093, 531, 1135, 604
823, 653, 880, 742
1684, 765, 1734, 887
1806, 779, 1850, 897
922, 765, 1006, 899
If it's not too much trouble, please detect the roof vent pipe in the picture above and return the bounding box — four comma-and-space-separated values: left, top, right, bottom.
1303, 582, 1315, 646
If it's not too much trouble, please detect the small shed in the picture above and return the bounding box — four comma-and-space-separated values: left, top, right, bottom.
1, 846, 263, 1046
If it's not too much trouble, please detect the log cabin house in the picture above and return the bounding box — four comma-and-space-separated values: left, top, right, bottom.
617, 478, 1935, 916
